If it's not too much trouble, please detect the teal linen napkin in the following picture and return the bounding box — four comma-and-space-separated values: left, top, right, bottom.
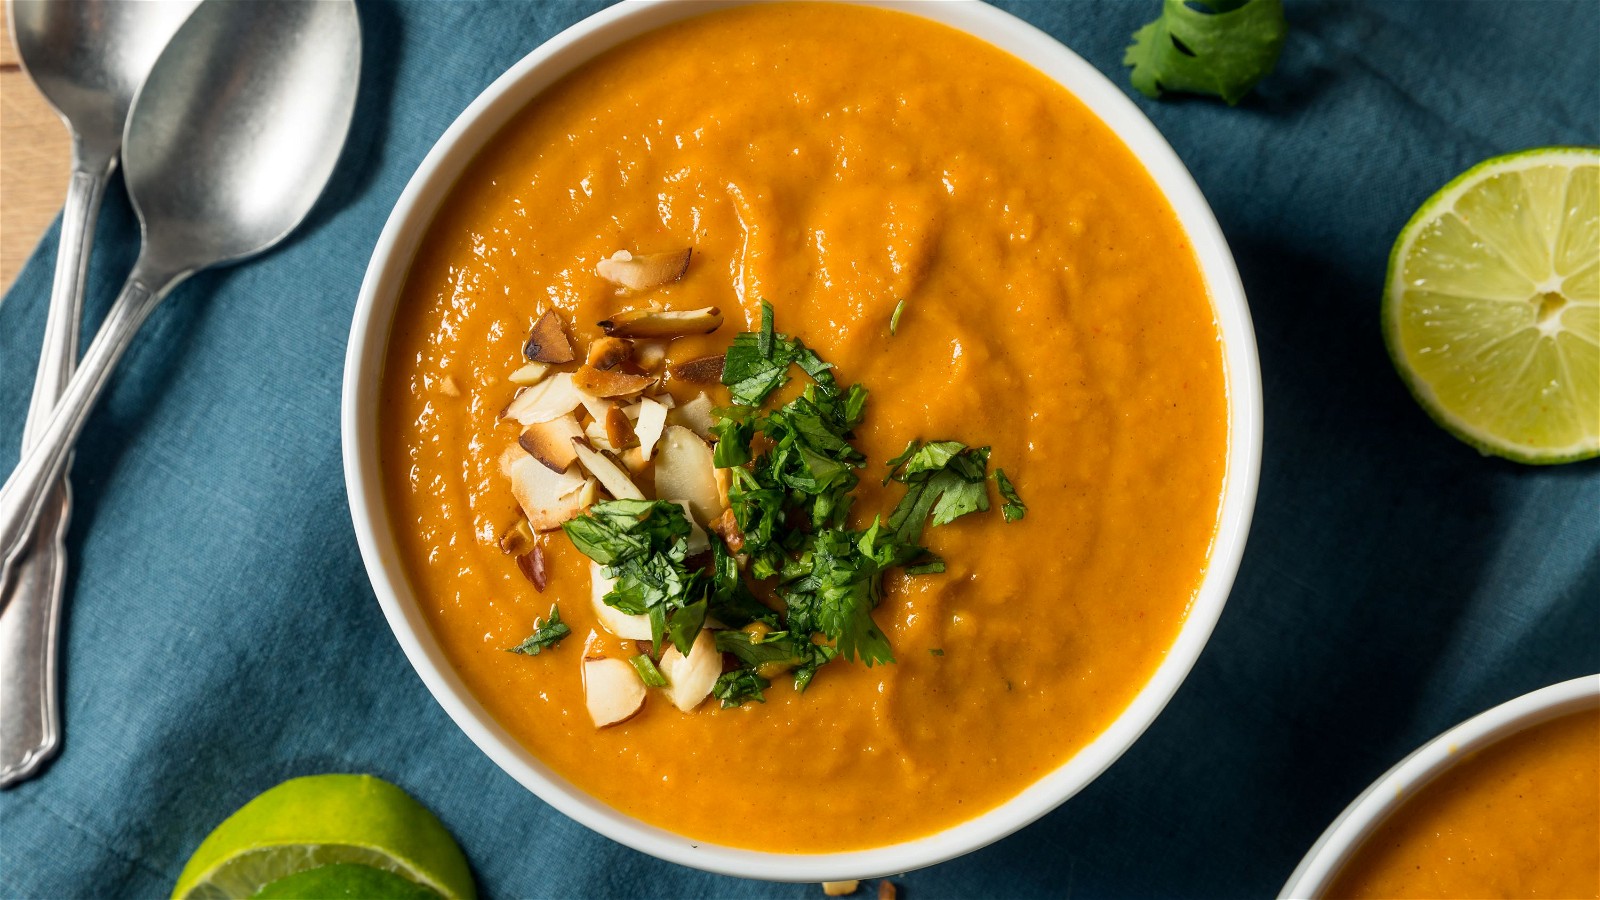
1, 1, 1596, 896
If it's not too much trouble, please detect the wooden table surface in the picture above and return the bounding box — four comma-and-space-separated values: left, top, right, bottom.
1, 11, 73, 294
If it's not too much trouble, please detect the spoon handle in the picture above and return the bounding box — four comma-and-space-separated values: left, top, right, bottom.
0, 158, 112, 787
0, 261, 183, 582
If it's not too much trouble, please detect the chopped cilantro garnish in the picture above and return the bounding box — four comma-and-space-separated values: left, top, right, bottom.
561, 500, 709, 656
629, 653, 669, 688
996, 468, 1026, 523
885, 440, 992, 545
1124, 0, 1286, 105
508, 604, 570, 656
930, 648, 944, 657
889, 298, 906, 336
712, 669, 770, 708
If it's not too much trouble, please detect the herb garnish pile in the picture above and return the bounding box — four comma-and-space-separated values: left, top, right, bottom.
539, 302, 1023, 709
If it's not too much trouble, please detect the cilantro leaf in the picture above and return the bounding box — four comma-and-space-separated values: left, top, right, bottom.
508, 605, 570, 656
889, 298, 906, 336
1124, 0, 1286, 105
715, 630, 807, 669
886, 441, 992, 544
713, 669, 770, 708
562, 500, 709, 655
996, 468, 1026, 523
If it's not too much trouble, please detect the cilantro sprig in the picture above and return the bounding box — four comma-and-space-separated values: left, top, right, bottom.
508, 605, 571, 656
1124, 0, 1286, 105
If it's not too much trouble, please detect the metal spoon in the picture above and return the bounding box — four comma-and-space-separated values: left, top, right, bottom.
0, 0, 360, 760
0, 0, 198, 787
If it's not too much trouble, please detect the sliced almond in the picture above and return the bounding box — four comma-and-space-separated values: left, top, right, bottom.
519, 414, 584, 473
878, 881, 896, 900
668, 354, 724, 385
669, 392, 716, 439
575, 478, 600, 510
584, 418, 614, 452
674, 501, 711, 555
710, 507, 744, 554
499, 518, 535, 556
654, 425, 721, 528
503, 448, 588, 531
634, 397, 669, 460
573, 364, 653, 398
438, 375, 462, 397
583, 657, 647, 728
524, 310, 575, 363
606, 406, 640, 450
599, 306, 723, 340
595, 247, 692, 292
822, 883, 860, 898
619, 447, 649, 475
586, 336, 634, 370
572, 440, 645, 500
515, 546, 548, 591
634, 341, 667, 369
658, 629, 719, 712
509, 362, 550, 386
591, 563, 653, 640
502, 372, 585, 425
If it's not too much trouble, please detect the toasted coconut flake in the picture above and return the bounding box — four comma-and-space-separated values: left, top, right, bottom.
583, 657, 647, 728
659, 629, 719, 712
710, 508, 744, 554
515, 546, 548, 591
654, 426, 721, 528
822, 883, 859, 897
584, 419, 614, 451
572, 440, 645, 500
634, 397, 669, 460
519, 414, 584, 472
574, 364, 653, 398
499, 519, 536, 556
503, 372, 585, 425
503, 449, 589, 531
599, 306, 723, 339
586, 336, 635, 370
596, 247, 692, 292
523, 310, 575, 363
668, 354, 725, 385
670, 392, 716, 439
508, 362, 550, 386
606, 406, 640, 450
591, 563, 653, 640
634, 341, 667, 369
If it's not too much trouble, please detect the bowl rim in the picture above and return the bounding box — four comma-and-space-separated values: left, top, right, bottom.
1278, 674, 1600, 899
342, 0, 1263, 881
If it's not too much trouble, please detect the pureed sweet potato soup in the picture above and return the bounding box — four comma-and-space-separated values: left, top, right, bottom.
381, 3, 1226, 851
1327, 709, 1600, 899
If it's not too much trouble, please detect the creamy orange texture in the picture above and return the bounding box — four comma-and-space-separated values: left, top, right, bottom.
1328, 708, 1600, 899
381, 3, 1226, 852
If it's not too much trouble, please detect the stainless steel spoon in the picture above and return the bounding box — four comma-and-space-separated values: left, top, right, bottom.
0, 0, 360, 761
0, 0, 198, 788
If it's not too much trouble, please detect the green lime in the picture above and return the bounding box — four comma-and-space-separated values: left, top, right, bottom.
252, 864, 443, 900
1383, 146, 1599, 463
171, 774, 475, 900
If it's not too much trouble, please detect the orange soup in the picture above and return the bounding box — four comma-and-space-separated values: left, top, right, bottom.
1328, 708, 1600, 899
381, 3, 1227, 852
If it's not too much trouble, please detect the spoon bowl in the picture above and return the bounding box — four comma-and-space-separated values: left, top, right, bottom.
124, 0, 361, 273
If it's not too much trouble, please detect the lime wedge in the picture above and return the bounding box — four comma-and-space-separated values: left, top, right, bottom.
1383, 147, 1599, 463
252, 863, 443, 899
171, 774, 476, 900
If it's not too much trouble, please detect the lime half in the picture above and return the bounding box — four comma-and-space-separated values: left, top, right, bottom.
1384, 146, 1599, 463
172, 774, 476, 900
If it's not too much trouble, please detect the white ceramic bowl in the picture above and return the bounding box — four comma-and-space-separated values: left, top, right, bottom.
1280, 674, 1600, 898
343, 0, 1262, 881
